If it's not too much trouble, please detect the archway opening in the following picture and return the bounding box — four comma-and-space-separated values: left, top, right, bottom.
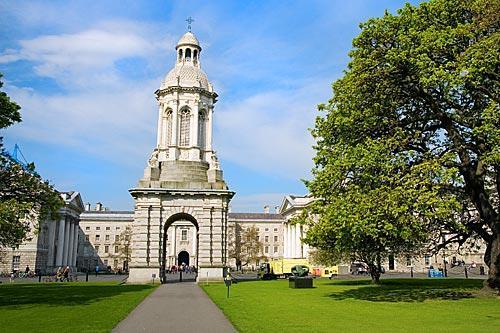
178, 251, 190, 266
161, 213, 199, 283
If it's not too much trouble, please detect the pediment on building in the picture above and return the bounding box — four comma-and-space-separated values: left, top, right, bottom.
62, 191, 85, 213
278, 194, 315, 215
278, 195, 295, 214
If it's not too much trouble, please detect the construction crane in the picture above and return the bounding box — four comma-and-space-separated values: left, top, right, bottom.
1, 143, 30, 168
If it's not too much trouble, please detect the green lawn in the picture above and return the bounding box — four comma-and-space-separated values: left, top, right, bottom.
0, 282, 157, 333
202, 278, 500, 333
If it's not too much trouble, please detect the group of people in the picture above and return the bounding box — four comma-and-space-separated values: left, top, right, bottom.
55, 266, 72, 282
167, 264, 197, 274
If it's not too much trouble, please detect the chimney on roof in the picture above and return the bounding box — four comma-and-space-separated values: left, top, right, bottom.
275, 206, 279, 214
95, 202, 102, 211
85, 202, 91, 211
264, 205, 270, 214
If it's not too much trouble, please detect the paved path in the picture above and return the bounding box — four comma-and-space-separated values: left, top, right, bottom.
112, 283, 236, 333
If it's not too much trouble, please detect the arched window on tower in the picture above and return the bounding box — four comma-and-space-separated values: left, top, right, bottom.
185, 48, 192, 61
198, 110, 206, 149
178, 49, 183, 63
193, 49, 198, 65
179, 108, 191, 147
165, 109, 173, 145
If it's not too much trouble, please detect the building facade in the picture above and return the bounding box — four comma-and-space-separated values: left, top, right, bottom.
77, 204, 285, 272
77, 206, 133, 272
279, 193, 488, 274
0, 191, 84, 274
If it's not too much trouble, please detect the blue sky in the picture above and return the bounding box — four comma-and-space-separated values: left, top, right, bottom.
0, 0, 419, 212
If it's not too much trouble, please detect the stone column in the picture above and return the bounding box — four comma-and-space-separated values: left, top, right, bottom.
55, 218, 66, 267
190, 103, 200, 161
47, 220, 57, 270
283, 223, 290, 258
191, 104, 199, 148
296, 225, 302, 258
206, 107, 213, 151
72, 224, 79, 267
287, 224, 291, 258
191, 228, 196, 263
67, 221, 75, 267
173, 225, 177, 264
156, 103, 163, 147
62, 219, 71, 266
172, 102, 179, 146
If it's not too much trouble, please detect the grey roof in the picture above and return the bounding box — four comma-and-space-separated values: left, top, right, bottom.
82, 210, 134, 215
228, 213, 284, 220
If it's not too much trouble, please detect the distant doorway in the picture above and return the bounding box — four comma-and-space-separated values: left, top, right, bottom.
178, 251, 190, 266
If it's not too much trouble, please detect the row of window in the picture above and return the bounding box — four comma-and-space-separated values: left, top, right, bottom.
257, 235, 280, 243
263, 246, 279, 254
85, 226, 121, 231
86, 232, 187, 243
256, 227, 279, 233
86, 234, 121, 242
94, 245, 120, 254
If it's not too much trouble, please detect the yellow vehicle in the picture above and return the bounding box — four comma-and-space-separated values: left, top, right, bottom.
259, 258, 309, 279
312, 266, 339, 279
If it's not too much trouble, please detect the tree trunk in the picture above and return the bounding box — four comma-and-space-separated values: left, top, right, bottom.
484, 233, 500, 292
369, 260, 381, 284
370, 268, 381, 284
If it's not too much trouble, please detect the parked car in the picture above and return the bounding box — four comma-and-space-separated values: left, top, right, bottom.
351, 262, 370, 275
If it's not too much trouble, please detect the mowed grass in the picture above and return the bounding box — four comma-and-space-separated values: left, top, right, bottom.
202, 278, 500, 333
0, 281, 157, 333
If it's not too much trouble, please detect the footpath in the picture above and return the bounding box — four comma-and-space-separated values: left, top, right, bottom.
113, 282, 236, 333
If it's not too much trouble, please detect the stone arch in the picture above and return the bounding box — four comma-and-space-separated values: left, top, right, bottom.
178, 49, 183, 62
161, 212, 199, 283
185, 48, 192, 61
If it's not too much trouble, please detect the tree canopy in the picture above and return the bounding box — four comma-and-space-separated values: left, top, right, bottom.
0, 73, 63, 247
229, 224, 267, 270
305, 0, 499, 288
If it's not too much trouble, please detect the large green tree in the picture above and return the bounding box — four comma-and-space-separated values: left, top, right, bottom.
0, 73, 63, 247
306, 0, 499, 289
228, 224, 267, 270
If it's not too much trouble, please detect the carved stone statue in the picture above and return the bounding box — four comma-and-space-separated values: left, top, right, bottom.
210, 152, 220, 170
148, 149, 159, 168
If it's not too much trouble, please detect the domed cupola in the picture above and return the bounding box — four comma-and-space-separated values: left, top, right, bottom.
160, 31, 212, 91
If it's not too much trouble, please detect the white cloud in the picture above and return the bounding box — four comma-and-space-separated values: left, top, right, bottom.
3, 82, 159, 165
0, 20, 177, 165
0, 20, 174, 89
215, 79, 332, 181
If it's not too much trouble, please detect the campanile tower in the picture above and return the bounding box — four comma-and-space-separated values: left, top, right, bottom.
128, 29, 234, 283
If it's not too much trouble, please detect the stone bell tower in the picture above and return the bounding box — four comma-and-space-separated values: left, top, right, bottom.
128, 29, 234, 283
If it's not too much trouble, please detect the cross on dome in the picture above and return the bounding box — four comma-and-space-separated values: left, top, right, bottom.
186, 16, 194, 32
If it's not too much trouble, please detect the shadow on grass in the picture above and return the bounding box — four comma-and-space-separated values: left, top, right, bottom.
326, 279, 482, 302
0, 283, 155, 308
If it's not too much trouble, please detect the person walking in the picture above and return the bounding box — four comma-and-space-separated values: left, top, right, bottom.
63, 266, 70, 282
